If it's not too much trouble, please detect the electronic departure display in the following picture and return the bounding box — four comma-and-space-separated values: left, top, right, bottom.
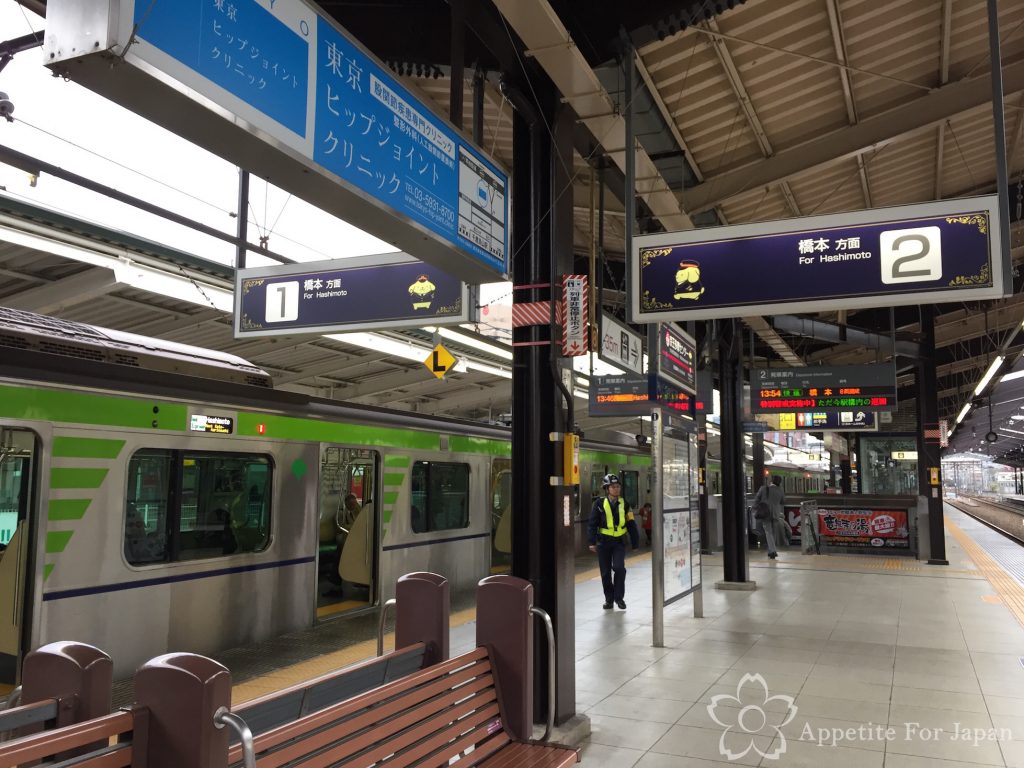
751, 364, 896, 414
588, 374, 693, 418
189, 414, 235, 434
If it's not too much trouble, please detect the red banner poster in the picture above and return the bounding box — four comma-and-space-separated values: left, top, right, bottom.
816, 508, 910, 549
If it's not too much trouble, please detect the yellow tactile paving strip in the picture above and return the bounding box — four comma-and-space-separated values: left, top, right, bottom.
232, 554, 646, 702
945, 516, 1024, 630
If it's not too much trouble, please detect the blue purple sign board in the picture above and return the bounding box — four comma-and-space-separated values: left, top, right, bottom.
234, 253, 474, 337
631, 196, 1007, 323
46, 1, 508, 282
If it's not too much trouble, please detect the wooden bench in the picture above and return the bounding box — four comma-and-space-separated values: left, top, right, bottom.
227, 646, 579, 768
0, 707, 145, 768
231, 642, 427, 739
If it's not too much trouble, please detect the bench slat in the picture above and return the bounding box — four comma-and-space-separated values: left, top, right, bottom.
49, 743, 133, 768
327, 692, 499, 768
240, 651, 490, 758
400, 724, 510, 768
0, 712, 133, 768
256, 684, 495, 765
475, 743, 579, 768
322, 701, 500, 768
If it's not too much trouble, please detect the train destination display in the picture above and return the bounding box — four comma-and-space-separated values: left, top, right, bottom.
588, 375, 693, 418
751, 364, 896, 413
234, 253, 473, 337
631, 196, 1007, 322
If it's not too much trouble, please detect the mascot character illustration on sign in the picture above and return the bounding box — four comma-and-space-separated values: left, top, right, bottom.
674, 260, 705, 301
409, 274, 437, 310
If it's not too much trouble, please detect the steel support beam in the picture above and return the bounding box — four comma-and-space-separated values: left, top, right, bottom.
718, 319, 750, 585
917, 305, 948, 564
680, 59, 1024, 214
3, 266, 117, 313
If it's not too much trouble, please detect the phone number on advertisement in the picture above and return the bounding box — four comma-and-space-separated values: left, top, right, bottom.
405, 182, 455, 227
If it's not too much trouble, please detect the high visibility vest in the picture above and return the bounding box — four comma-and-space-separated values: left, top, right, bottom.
599, 498, 628, 537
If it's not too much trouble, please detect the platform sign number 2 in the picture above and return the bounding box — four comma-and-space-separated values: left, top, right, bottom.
265, 281, 300, 322
880, 226, 941, 285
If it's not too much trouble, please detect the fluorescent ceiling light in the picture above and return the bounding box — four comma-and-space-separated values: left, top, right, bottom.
427, 326, 513, 361
974, 355, 1005, 396
573, 389, 589, 400
326, 333, 430, 362
1000, 369, 1024, 384
1011, 415, 1024, 421
463, 361, 512, 379
956, 403, 971, 424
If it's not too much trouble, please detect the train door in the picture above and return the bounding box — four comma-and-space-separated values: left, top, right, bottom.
490, 459, 512, 574
0, 428, 37, 690
317, 447, 379, 620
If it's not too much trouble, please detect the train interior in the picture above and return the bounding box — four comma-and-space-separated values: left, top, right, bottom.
318, 447, 378, 619
0, 428, 35, 691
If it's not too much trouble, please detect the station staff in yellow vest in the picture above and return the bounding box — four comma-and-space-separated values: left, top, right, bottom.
587, 474, 640, 610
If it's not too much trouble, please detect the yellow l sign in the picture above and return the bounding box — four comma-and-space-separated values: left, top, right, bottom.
424, 343, 456, 379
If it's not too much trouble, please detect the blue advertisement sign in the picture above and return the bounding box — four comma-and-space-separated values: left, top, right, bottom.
631, 196, 1006, 323
234, 254, 473, 337
313, 19, 507, 276
114, 0, 509, 280
134, 0, 309, 137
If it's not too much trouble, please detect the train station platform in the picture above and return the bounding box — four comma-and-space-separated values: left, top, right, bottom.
121, 502, 1023, 766
576, 504, 1024, 767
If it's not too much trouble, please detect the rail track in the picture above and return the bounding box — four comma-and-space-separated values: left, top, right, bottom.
948, 495, 1024, 546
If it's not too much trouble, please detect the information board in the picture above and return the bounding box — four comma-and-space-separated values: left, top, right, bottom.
631, 196, 1006, 322
600, 314, 643, 374
752, 364, 896, 413
657, 324, 697, 394
755, 410, 878, 432
662, 427, 700, 603
234, 253, 473, 337
46, 0, 509, 282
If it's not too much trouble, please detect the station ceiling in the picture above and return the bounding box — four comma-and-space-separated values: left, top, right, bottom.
3, 0, 1024, 448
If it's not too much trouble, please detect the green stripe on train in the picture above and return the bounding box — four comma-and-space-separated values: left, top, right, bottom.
581, 450, 647, 467
48, 499, 91, 521
52, 437, 125, 459
237, 413, 439, 450
42, 565, 54, 582
46, 531, 74, 554
449, 436, 511, 457
384, 455, 411, 468
384, 491, 399, 505
0, 385, 185, 431
50, 468, 108, 489
383, 472, 405, 486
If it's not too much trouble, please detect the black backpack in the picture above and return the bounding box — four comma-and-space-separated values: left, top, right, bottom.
753, 500, 771, 520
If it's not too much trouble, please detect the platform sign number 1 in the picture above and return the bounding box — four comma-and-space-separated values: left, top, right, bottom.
266, 281, 300, 322
880, 226, 942, 284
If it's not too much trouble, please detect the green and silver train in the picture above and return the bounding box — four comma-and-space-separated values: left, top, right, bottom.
0, 308, 651, 681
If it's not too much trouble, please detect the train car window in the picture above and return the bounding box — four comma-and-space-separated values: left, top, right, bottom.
490, 459, 512, 571
411, 461, 469, 533
621, 471, 639, 510
125, 450, 272, 565
125, 450, 173, 564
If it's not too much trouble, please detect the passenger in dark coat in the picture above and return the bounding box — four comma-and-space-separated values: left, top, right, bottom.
587, 474, 640, 610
